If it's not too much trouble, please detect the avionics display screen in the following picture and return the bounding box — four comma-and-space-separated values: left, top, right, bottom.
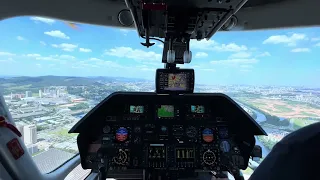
130, 105, 144, 113
165, 73, 187, 91
156, 69, 194, 93
191, 105, 205, 113
157, 105, 174, 118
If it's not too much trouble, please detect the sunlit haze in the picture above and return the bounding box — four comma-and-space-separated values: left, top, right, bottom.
1, 17, 320, 87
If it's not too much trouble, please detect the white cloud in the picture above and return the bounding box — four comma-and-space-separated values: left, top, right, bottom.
36, 64, 42, 68
79, 48, 92, 53
213, 43, 248, 52
76, 58, 123, 69
240, 65, 253, 69
16, 36, 25, 41
52, 43, 78, 52
201, 68, 216, 72
26, 54, 41, 57
59, 55, 76, 59
89, 58, 101, 61
263, 33, 307, 46
191, 40, 247, 52
34, 54, 76, 61
191, 39, 217, 50
105, 47, 161, 61
157, 44, 164, 48
315, 42, 320, 47
311, 37, 320, 41
35, 56, 58, 61
291, 48, 310, 53
0, 52, 16, 56
40, 41, 46, 46
211, 58, 258, 65
44, 30, 70, 39
136, 65, 155, 71
240, 69, 251, 72
257, 52, 271, 57
30, 17, 55, 24
229, 52, 251, 59
195, 52, 208, 58
0, 58, 16, 63
119, 29, 135, 33
119, 29, 135, 36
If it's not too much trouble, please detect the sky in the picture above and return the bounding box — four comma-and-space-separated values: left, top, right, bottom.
0, 16, 320, 87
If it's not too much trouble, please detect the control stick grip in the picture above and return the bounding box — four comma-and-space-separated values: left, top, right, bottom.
97, 146, 115, 180
98, 164, 107, 180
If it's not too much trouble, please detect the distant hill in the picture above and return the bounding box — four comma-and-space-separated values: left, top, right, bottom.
0, 76, 103, 87
0, 76, 151, 94
88, 76, 151, 83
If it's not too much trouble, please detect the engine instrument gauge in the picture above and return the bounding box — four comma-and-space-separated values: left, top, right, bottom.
134, 126, 141, 133
218, 127, 229, 139
103, 125, 111, 133
186, 126, 197, 138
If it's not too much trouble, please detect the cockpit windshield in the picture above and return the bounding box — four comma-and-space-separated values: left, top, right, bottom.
1, 16, 320, 179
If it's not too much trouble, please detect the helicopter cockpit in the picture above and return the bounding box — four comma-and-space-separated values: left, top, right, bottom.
1, 0, 320, 180
68, 1, 265, 180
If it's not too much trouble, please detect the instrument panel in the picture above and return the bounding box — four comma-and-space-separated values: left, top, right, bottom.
71, 92, 266, 179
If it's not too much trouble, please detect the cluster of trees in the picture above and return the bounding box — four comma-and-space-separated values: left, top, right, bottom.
36, 125, 46, 131
264, 114, 290, 126
68, 103, 89, 110
257, 136, 277, 151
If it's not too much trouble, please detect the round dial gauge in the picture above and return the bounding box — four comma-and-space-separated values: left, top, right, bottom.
112, 149, 128, 165
203, 150, 216, 165
134, 126, 141, 133
103, 126, 111, 133
186, 126, 197, 138
218, 127, 229, 139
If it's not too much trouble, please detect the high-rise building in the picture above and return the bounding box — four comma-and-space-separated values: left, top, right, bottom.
25, 91, 32, 98
27, 144, 39, 155
16, 124, 24, 143
57, 89, 60, 97
23, 125, 37, 145
39, 89, 42, 98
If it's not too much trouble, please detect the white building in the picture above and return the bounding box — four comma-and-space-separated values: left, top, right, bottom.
25, 91, 32, 98
39, 90, 42, 98
16, 124, 24, 143
27, 144, 39, 155
23, 124, 37, 145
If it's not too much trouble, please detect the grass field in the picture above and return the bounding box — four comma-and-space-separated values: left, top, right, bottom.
238, 97, 320, 119
273, 104, 292, 113
290, 118, 318, 129
51, 128, 78, 138
242, 167, 254, 175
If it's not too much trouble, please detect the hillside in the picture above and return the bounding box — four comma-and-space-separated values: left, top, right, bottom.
0, 76, 150, 94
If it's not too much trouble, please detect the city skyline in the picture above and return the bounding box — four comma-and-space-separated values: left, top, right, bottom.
1, 17, 320, 87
